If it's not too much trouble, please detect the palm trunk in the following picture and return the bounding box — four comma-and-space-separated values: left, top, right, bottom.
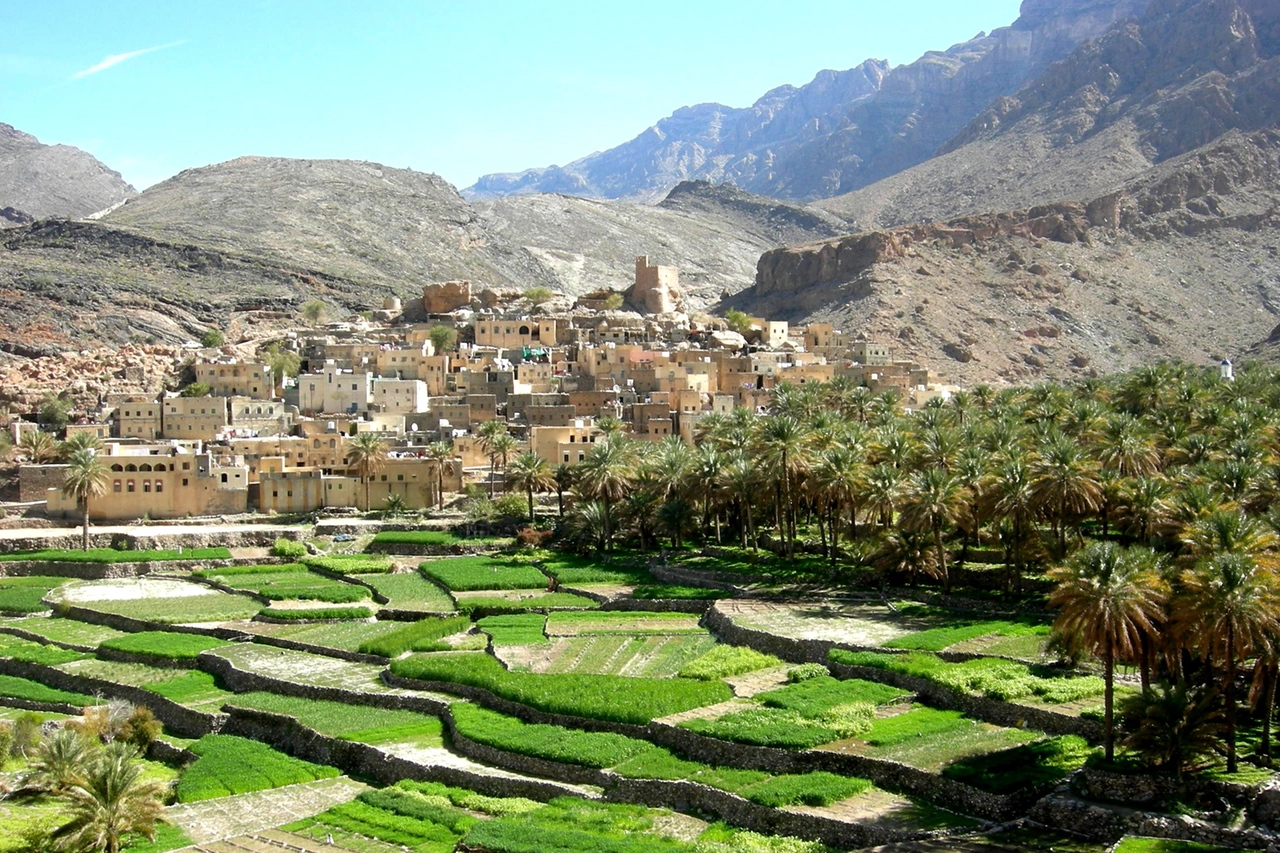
527, 486, 535, 523
1262, 661, 1278, 759
1140, 631, 1152, 694
1104, 635, 1115, 762
81, 500, 91, 551
1227, 625, 1238, 773
934, 523, 950, 595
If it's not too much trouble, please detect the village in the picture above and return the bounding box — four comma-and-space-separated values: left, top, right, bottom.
9, 257, 952, 522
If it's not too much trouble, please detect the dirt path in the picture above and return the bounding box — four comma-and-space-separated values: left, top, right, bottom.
167, 776, 370, 844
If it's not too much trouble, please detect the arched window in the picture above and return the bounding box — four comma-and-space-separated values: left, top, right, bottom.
111, 464, 123, 472
125, 464, 137, 472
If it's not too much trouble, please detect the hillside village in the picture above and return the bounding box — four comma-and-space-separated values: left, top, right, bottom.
6, 256, 950, 522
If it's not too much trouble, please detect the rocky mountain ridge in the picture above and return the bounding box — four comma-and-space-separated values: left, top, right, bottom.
0, 123, 135, 223
465, 0, 1151, 203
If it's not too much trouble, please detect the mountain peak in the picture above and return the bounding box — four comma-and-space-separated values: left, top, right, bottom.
0, 122, 135, 223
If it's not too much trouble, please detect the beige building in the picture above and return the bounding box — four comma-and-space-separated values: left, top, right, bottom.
530, 422, 600, 466
372, 378, 429, 414
194, 360, 275, 397
473, 318, 562, 349
162, 395, 229, 441
47, 446, 248, 521
298, 361, 373, 415
116, 397, 161, 440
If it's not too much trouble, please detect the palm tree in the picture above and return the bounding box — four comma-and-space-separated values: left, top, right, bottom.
62, 448, 109, 551
19, 430, 58, 464
59, 431, 104, 460
506, 451, 554, 523
488, 433, 518, 497
553, 463, 575, 517
1048, 541, 1167, 761
1176, 551, 1280, 772
475, 420, 509, 498
424, 441, 454, 510
345, 432, 388, 511
1121, 682, 1226, 780
25, 727, 96, 794
718, 453, 759, 552
1031, 434, 1103, 551
755, 415, 811, 555
575, 433, 637, 551
1183, 508, 1277, 558
900, 468, 965, 594
50, 740, 168, 853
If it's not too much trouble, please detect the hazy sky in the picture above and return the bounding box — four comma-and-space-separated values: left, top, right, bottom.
3, 1, 1024, 191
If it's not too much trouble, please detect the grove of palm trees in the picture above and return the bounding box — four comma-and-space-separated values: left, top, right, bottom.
557, 362, 1280, 779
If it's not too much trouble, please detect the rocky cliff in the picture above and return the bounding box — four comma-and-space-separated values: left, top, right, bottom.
821, 0, 1280, 229
466, 0, 1150, 202
729, 128, 1280, 385
0, 123, 135, 224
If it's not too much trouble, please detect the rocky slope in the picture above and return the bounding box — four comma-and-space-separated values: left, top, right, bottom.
0, 123, 135, 223
0, 162, 848, 356
725, 128, 1280, 385
820, 0, 1280, 229
465, 0, 1149, 203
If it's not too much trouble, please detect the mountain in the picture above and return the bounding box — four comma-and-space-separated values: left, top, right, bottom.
465, 0, 1151, 203
0, 159, 848, 356
0, 123, 135, 223
820, 0, 1280, 228
724, 127, 1280, 385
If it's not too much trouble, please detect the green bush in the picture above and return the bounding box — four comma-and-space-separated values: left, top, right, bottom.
451, 703, 653, 768
0, 547, 231, 563
390, 652, 731, 724
272, 538, 308, 558
678, 645, 782, 681
99, 631, 229, 661
301, 554, 394, 574
787, 664, 829, 683
941, 735, 1094, 794
259, 605, 373, 620
420, 557, 547, 591
356, 616, 472, 657
478, 614, 548, 646
177, 734, 338, 802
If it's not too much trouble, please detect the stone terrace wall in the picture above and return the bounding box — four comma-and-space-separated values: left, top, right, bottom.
0, 657, 223, 737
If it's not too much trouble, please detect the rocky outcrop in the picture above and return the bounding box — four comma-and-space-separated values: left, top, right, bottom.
0, 123, 135, 224
422, 280, 471, 314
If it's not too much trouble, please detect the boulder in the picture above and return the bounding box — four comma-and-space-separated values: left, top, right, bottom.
422, 280, 471, 314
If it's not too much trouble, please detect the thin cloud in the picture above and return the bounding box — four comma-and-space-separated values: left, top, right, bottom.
72, 40, 186, 80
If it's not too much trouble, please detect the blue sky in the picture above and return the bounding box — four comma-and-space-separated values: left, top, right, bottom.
3, 1, 1024, 191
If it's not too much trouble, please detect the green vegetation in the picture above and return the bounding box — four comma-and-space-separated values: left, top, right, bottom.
478, 614, 548, 646
258, 605, 374, 620
757, 676, 907, 716
0, 674, 92, 705
451, 703, 652, 767
5, 616, 128, 646
79, 593, 260, 624
301, 554, 394, 574
0, 547, 231, 563
271, 538, 308, 558
371, 530, 462, 547
0, 634, 89, 665
98, 631, 228, 661
542, 634, 718, 678
198, 564, 370, 603
631, 584, 729, 600
545, 611, 704, 635
885, 619, 1050, 652
741, 772, 871, 808
0, 577, 68, 613
287, 795, 464, 853
144, 671, 233, 707
390, 652, 732, 724
861, 708, 973, 747
356, 615, 472, 656
199, 328, 224, 347
456, 593, 599, 614
419, 557, 547, 591
394, 779, 542, 816
539, 554, 654, 586
356, 572, 456, 611
829, 649, 1105, 704
460, 797, 690, 853
178, 381, 211, 397
1111, 840, 1235, 853
941, 735, 1094, 794
225, 693, 443, 744
678, 645, 782, 680
176, 734, 339, 802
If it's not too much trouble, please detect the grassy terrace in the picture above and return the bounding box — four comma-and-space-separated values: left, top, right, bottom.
225, 692, 445, 745
1, 615, 129, 646
177, 733, 340, 802
54, 578, 262, 624
418, 556, 548, 591
232, 618, 408, 652
0, 576, 71, 614
301, 554, 394, 573
0, 547, 232, 563
196, 563, 371, 603
390, 652, 732, 724
356, 571, 456, 611
455, 591, 599, 614
98, 630, 229, 661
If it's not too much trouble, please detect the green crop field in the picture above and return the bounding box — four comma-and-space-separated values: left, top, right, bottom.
77, 593, 260, 624
478, 614, 548, 646
678, 645, 782, 680
0, 633, 88, 665
176, 734, 339, 802
885, 620, 1051, 653
199, 564, 369, 603
858, 707, 1041, 771
356, 572, 455, 611
226, 692, 443, 744
371, 530, 463, 547
544, 611, 704, 635
2, 616, 128, 646
356, 615, 472, 656
537, 553, 655, 586
0, 547, 231, 563
0, 674, 91, 706
302, 554, 394, 573
390, 652, 731, 724
0, 577, 69, 613
144, 671, 235, 710
631, 585, 728, 600
941, 735, 1094, 794
455, 593, 599, 614
542, 634, 718, 678
419, 557, 548, 591
99, 631, 228, 661
245, 619, 407, 652
258, 605, 374, 620
451, 702, 652, 767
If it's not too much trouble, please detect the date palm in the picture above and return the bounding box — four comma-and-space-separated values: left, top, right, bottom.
1048, 541, 1166, 761
900, 467, 965, 594
1177, 551, 1280, 772
19, 429, 58, 464
424, 441, 454, 510
475, 420, 509, 498
754, 415, 811, 556
50, 740, 168, 853
345, 432, 388, 511
718, 453, 759, 552
575, 433, 638, 551
506, 451, 554, 523
62, 448, 109, 551
1031, 434, 1102, 551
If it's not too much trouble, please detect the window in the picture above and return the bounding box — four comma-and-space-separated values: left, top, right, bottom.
155, 481, 162, 493
182, 462, 190, 470
113, 480, 121, 493
220, 473, 228, 484
182, 478, 189, 486
397, 474, 404, 481
143, 481, 152, 493
127, 480, 135, 492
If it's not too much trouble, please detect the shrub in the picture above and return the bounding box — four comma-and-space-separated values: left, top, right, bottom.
272, 538, 308, 558
787, 664, 829, 683
12, 712, 44, 756
0, 723, 11, 767
259, 605, 374, 620
451, 703, 653, 768
120, 706, 162, 751
99, 631, 229, 661
200, 329, 224, 347
357, 616, 472, 657
177, 734, 339, 802
420, 557, 547, 591
678, 645, 782, 681
390, 652, 731, 724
